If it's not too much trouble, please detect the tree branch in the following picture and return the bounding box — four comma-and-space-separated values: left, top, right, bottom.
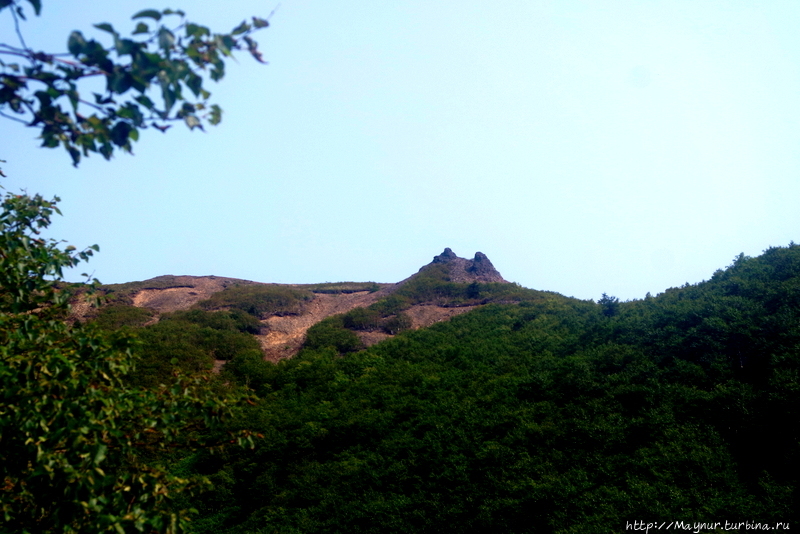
0, 110, 29, 124
9, 4, 31, 62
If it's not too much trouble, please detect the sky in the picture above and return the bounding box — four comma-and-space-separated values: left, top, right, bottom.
3, 0, 800, 301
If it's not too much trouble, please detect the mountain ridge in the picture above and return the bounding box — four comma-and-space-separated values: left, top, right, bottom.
85, 248, 514, 361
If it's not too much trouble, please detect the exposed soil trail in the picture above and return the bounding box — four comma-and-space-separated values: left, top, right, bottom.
257, 291, 381, 361
131, 276, 247, 313
257, 299, 478, 361
405, 305, 477, 330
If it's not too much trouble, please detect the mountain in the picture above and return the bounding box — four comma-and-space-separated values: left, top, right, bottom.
85, 248, 516, 362
81, 244, 800, 531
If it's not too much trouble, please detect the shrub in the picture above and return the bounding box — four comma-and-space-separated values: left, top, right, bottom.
93, 304, 155, 329
304, 317, 363, 353
381, 312, 413, 335
166, 308, 263, 334
342, 307, 381, 331
302, 282, 383, 294
199, 284, 313, 318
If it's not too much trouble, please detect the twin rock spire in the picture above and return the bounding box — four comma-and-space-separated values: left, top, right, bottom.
425, 248, 507, 283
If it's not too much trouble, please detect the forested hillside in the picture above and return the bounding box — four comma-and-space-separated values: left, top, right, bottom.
88, 244, 800, 532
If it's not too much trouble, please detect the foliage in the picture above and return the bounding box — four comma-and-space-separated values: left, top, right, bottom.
92, 303, 154, 329
89, 307, 264, 389
598, 292, 620, 317
198, 284, 312, 319
336, 306, 412, 335
342, 306, 381, 331
184, 246, 800, 532
0, 192, 97, 314
165, 308, 263, 335
380, 311, 412, 335
127, 312, 263, 389
303, 315, 363, 354
369, 264, 546, 316
0, 1, 269, 165
0, 192, 251, 533
298, 281, 383, 294
301, 269, 553, 353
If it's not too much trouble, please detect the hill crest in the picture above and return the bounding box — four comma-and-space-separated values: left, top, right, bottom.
85, 248, 513, 361
427, 247, 507, 283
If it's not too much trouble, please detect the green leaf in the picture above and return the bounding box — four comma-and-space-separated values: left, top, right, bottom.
231, 20, 250, 36
132, 9, 162, 21
67, 31, 86, 56
108, 71, 132, 95
162, 86, 176, 112
41, 134, 59, 148
209, 104, 222, 125
134, 95, 155, 110
183, 115, 202, 130
26, 0, 41, 16
252, 16, 269, 29
115, 38, 139, 56
158, 28, 175, 50
93, 444, 107, 465
67, 146, 81, 166
186, 23, 210, 38
99, 142, 113, 159
186, 72, 202, 96
110, 121, 133, 147
93, 23, 118, 36
132, 22, 150, 35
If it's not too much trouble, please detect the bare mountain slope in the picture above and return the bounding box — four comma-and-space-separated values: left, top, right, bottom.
92, 248, 511, 361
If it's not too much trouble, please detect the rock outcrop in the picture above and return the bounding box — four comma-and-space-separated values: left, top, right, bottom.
424, 248, 507, 283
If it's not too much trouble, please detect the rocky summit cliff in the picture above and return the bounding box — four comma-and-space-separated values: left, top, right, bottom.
425, 248, 507, 283
379, 248, 507, 296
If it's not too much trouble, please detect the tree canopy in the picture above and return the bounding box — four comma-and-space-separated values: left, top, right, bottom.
0, 192, 260, 533
0, 2, 267, 531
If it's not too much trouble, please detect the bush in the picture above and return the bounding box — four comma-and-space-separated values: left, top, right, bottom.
199, 284, 313, 318
381, 312, 413, 334
92, 304, 155, 329
129, 317, 264, 388
165, 308, 263, 334
342, 307, 381, 331
301, 282, 382, 294
303, 317, 363, 353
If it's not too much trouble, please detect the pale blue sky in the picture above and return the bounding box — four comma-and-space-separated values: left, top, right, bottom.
3, 1, 800, 300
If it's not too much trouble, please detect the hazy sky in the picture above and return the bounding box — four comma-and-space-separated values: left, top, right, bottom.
3, 1, 800, 301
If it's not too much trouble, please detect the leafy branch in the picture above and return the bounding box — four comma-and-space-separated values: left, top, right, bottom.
0, 1, 270, 166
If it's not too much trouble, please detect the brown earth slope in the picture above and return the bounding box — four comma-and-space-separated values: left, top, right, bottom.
89, 248, 511, 363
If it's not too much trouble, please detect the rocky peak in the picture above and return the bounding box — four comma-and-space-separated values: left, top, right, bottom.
468, 251, 501, 279
424, 248, 507, 283
432, 247, 458, 263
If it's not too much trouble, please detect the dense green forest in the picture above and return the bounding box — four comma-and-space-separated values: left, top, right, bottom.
85, 245, 800, 533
